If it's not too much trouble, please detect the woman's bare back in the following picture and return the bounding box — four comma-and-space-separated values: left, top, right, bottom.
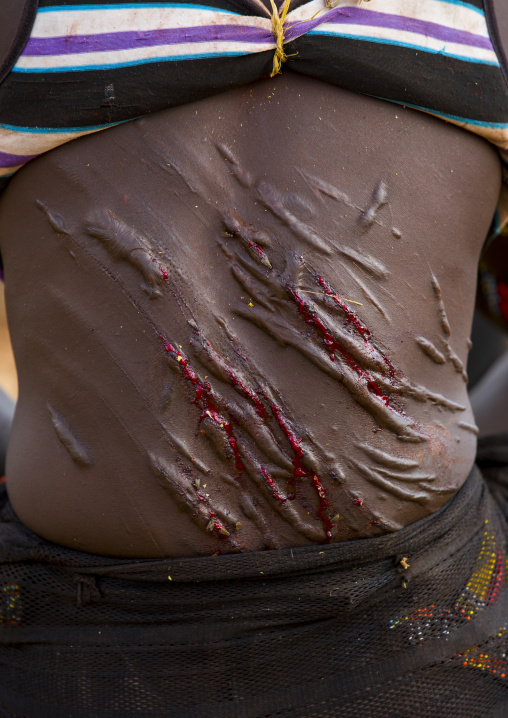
0, 72, 501, 556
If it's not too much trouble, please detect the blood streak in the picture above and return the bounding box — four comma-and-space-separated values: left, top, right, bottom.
193, 488, 226, 536
318, 276, 371, 339
286, 286, 390, 407
161, 337, 335, 541
271, 404, 305, 497
204, 507, 230, 537
161, 339, 244, 472
227, 367, 266, 417
271, 403, 333, 540
245, 240, 272, 269
318, 276, 396, 378
260, 467, 287, 502
203, 342, 266, 418
151, 256, 169, 280
311, 474, 334, 539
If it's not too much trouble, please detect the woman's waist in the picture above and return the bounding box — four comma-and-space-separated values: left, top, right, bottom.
4, 382, 478, 558
0, 73, 499, 558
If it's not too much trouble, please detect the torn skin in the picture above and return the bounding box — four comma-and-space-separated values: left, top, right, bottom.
161, 337, 336, 541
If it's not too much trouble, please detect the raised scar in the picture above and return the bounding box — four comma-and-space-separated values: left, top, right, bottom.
257, 181, 332, 255
298, 169, 355, 209
340, 247, 389, 280
360, 180, 388, 229
351, 459, 430, 504
416, 336, 446, 364
48, 405, 92, 467
167, 432, 211, 475
344, 268, 391, 322
216, 142, 254, 188
86, 211, 168, 290
445, 344, 468, 382
457, 421, 479, 435
150, 453, 239, 542
430, 272, 451, 337
36, 199, 69, 235
358, 443, 420, 470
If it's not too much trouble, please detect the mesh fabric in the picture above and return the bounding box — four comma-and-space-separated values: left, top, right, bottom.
0, 449, 506, 717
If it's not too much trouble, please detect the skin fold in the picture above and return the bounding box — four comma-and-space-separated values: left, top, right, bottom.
0, 72, 501, 557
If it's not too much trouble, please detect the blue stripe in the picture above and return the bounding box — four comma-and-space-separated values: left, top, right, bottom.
38, 0, 485, 15
37, 3, 234, 14
491, 208, 502, 236
0, 120, 128, 133
11, 50, 254, 73
435, 0, 484, 15
307, 30, 499, 67
371, 97, 508, 130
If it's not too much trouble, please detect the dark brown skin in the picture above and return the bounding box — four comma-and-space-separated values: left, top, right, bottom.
0, 72, 501, 557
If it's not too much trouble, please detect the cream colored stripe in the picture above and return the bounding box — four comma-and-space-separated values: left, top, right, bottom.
287, 0, 489, 37
30, 6, 271, 37
0, 126, 106, 156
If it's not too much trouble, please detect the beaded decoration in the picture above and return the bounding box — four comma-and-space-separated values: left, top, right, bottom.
389, 521, 506, 645
0, 583, 21, 626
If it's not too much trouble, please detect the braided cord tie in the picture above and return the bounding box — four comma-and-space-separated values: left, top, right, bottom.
268, 0, 372, 77
269, 0, 292, 77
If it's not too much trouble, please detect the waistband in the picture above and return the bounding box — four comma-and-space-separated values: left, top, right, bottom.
0, 460, 503, 586
0, 461, 506, 718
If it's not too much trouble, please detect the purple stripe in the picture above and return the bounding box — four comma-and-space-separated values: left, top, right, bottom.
22, 24, 273, 56
286, 6, 493, 51
20, 7, 493, 58
0, 150, 38, 168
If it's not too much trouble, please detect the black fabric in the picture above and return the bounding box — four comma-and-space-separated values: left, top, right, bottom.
0, 453, 507, 717
0, 0, 506, 133
36, 0, 264, 13
290, 34, 508, 123
0, 52, 274, 128
2, 8, 508, 131
3, 37, 506, 130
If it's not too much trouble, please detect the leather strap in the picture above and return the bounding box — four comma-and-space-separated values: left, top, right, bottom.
0, 0, 38, 86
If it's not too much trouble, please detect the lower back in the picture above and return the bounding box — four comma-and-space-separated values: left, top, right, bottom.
0, 72, 501, 557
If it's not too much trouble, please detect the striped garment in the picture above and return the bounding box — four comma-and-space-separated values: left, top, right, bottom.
1, 0, 508, 226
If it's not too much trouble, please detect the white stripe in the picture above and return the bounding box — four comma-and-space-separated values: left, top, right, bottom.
2, 118, 507, 174
0, 126, 105, 156
32, 0, 490, 39
25, 0, 491, 56
29, 6, 270, 37
14, 40, 272, 71
0, 167, 21, 177
418, 112, 508, 150
308, 22, 497, 64
18, 6, 493, 72
353, 0, 489, 37
286, 0, 489, 37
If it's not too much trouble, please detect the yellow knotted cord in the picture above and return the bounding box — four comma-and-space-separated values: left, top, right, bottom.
269, 0, 293, 77
269, 0, 372, 77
